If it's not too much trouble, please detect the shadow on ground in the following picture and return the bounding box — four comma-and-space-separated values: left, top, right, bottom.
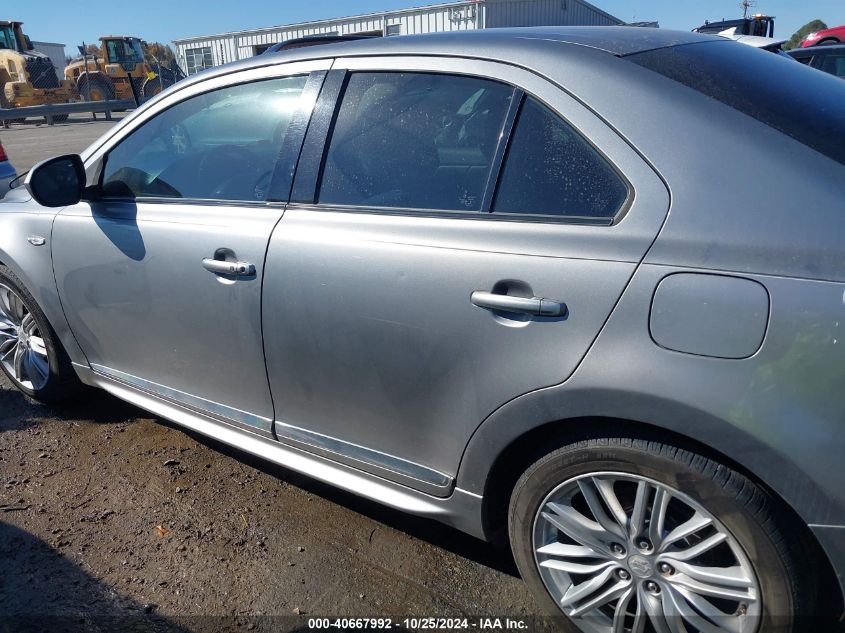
0, 385, 145, 433
0, 520, 188, 632
0, 520, 406, 632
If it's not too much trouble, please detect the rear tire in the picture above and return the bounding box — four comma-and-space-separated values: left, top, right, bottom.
818, 38, 840, 46
508, 437, 814, 632
0, 265, 82, 403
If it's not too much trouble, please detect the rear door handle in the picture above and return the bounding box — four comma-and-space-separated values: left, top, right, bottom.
471, 291, 567, 317
202, 258, 255, 277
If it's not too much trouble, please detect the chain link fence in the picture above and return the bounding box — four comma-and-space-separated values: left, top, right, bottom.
1, 40, 186, 124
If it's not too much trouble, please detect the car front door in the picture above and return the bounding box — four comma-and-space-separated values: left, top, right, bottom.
51, 60, 330, 436
261, 57, 669, 494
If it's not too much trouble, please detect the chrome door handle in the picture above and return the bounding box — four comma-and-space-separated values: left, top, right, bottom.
202, 258, 255, 276
471, 291, 567, 317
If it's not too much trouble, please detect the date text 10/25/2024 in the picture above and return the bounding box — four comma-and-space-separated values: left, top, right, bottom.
307, 618, 531, 630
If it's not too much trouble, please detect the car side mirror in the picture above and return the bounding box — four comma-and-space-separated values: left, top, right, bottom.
24, 155, 86, 208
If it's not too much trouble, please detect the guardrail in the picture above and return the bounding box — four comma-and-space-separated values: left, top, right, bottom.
0, 99, 138, 127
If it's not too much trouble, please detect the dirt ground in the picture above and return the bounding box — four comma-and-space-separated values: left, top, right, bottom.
0, 373, 541, 632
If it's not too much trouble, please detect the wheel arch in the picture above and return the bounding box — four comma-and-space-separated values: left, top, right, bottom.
465, 406, 843, 618
0, 227, 88, 368
75, 71, 113, 85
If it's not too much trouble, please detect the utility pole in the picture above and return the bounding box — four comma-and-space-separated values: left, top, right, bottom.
740, 0, 755, 19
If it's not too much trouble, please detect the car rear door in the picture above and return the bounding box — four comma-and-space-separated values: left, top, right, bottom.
261, 56, 669, 494
51, 60, 330, 437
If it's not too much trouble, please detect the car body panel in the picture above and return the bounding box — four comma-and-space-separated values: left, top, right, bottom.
460, 264, 845, 529
46, 58, 334, 436
51, 200, 282, 435
801, 24, 845, 47
262, 54, 670, 493
0, 187, 89, 366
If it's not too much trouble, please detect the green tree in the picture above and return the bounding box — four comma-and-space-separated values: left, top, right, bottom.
784, 19, 828, 50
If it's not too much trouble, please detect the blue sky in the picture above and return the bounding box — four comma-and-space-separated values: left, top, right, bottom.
15, 1, 844, 50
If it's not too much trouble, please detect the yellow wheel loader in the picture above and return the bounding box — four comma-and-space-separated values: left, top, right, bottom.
64, 36, 182, 102
0, 21, 74, 109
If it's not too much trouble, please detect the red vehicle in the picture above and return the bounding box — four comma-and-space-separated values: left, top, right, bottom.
801, 24, 845, 47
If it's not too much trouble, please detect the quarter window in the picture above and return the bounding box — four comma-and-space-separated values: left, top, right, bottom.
102, 75, 309, 202
318, 72, 515, 212
493, 98, 628, 219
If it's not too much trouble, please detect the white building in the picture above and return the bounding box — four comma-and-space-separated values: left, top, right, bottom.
32, 41, 67, 81
173, 0, 623, 75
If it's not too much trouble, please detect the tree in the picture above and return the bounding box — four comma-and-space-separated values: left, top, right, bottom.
144, 42, 175, 65
784, 19, 828, 50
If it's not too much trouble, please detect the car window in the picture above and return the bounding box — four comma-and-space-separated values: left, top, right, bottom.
318, 72, 514, 212
818, 52, 845, 78
102, 75, 309, 202
493, 97, 628, 219
628, 42, 845, 166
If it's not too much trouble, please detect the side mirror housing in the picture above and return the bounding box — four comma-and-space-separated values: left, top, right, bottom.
25, 155, 86, 208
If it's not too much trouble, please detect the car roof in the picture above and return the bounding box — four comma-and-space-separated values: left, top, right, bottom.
178, 26, 723, 89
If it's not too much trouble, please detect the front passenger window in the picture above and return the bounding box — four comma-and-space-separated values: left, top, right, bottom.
102, 75, 309, 202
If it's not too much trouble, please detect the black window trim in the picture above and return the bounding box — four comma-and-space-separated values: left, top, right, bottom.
91, 71, 323, 207
289, 68, 632, 226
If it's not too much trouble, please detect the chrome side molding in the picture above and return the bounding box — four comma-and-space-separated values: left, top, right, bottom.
91, 364, 273, 436
275, 421, 454, 497
84, 367, 487, 540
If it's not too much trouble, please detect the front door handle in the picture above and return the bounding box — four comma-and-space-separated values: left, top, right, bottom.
202, 258, 255, 277
471, 291, 567, 317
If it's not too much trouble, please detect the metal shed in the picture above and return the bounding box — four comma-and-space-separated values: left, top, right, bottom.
31, 41, 67, 81
172, 0, 623, 75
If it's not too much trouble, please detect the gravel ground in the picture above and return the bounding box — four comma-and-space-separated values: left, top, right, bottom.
0, 373, 540, 632
1, 113, 126, 172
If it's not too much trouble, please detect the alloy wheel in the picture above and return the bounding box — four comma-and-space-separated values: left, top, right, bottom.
533, 472, 760, 633
0, 283, 50, 391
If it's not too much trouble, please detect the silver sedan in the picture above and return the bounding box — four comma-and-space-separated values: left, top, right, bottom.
1, 27, 844, 633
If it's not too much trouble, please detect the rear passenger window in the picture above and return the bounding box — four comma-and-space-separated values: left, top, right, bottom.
493, 98, 628, 219
318, 72, 514, 211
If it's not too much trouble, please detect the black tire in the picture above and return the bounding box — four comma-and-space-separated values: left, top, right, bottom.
818, 38, 840, 46
77, 76, 115, 102
508, 437, 814, 632
0, 265, 82, 403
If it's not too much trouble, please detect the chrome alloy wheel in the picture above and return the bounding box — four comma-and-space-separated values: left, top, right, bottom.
0, 283, 50, 391
533, 472, 760, 633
